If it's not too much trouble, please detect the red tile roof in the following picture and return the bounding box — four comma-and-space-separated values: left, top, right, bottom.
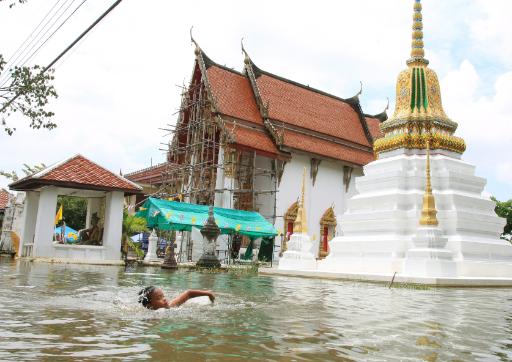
9, 155, 142, 193
0, 189, 10, 210
282, 129, 374, 166
256, 73, 371, 147
125, 163, 167, 186
207, 66, 263, 125
365, 117, 384, 140
227, 124, 281, 157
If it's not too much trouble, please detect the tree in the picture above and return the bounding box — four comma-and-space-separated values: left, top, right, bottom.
0, 163, 46, 182
57, 196, 87, 231
122, 210, 147, 259
491, 196, 512, 240
0, 1, 58, 135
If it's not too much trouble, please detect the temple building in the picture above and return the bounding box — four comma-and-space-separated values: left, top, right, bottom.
126, 39, 386, 259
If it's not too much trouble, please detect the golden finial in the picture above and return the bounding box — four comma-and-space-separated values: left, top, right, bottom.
293, 167, 308, 234
407, 0, 429, 66
419, 136, 439, 225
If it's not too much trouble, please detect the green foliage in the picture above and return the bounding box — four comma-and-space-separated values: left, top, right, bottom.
0, 0, 28, 8
126, 239, 144, 259
492, 196, 512, 238
121, 210, 147, 259
122, 210, 148, 240
1, 0, 58, 135
57, 196, 87, 230
0, 162, 46, 182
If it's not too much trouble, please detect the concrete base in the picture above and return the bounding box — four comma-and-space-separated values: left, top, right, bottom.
20, 256, 125, 266
142, 259, 163, 266
260, 267, 512, 287
279, 233, 318, 271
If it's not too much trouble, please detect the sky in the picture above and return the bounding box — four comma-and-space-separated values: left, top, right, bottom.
0, 0, 510, 200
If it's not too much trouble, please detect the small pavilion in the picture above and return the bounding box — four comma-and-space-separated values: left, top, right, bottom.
9, 154, 142, 265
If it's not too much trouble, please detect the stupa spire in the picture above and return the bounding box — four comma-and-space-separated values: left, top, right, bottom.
408, 0, 429, 66
419, 138, 439, 225
373, 0, 466, 156
293, 167, 308, 234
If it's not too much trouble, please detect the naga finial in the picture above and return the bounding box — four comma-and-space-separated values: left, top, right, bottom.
190, 26, 200, 55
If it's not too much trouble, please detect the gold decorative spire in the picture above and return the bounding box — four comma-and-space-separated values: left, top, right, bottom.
373, 0, 466, 156
408, 0, 428, 66
419, 138, 439, 225
293, 167, 308, 234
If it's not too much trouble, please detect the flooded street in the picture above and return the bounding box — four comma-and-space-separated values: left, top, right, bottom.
1, 259, 512, 361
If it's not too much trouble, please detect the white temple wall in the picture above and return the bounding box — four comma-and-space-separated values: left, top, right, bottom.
254, 155, 275, 223
275, 153, 361, 251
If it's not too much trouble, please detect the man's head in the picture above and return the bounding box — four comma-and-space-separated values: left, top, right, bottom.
138, 286, 169, 310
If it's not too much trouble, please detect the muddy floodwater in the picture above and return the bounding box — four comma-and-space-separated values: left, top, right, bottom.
1, 259, 511, 361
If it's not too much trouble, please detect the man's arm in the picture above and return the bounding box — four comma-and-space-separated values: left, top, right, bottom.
168, 290, 215, 307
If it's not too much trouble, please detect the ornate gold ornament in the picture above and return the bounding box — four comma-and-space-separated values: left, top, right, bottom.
419, 139, 439, 225
376, 0, 466, 156
293, 167, 308, 234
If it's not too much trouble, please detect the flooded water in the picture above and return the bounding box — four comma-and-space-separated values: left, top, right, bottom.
1, 259, 512, 361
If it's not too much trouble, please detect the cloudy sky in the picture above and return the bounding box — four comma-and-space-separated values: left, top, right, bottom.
0, 0, 510, 200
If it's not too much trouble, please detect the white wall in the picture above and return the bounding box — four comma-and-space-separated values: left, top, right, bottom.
275, 153, 362, 256
254, 155, 276, 222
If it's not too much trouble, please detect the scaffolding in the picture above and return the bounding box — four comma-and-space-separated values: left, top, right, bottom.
155, 74, 279, 261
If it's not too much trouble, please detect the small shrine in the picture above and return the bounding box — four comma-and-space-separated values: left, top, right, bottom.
9, 154, 142, 265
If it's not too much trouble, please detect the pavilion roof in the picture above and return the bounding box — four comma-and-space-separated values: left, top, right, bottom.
9, 154, 142, 194
0, 189, 11, 210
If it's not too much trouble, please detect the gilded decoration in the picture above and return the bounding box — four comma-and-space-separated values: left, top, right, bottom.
223, 147, 237, 178
319, 207, 336, 259
281, 201, 298, 256
374, 133, 466, 154
376, 0, 465, 155
419, 140, 439, 225
293, 167, 308, 234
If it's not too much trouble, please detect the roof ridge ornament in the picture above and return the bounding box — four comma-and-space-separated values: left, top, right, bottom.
407, 0, 429, 66
241, 37, 251, 65
190, 26, 200, 55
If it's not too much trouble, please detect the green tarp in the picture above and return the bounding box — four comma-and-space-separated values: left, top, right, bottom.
136, 197, 278, 239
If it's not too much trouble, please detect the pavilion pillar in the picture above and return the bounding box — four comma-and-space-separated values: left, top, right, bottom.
102, 191, 123, 261
19, 191, 39, 256
33, 186, 58, 258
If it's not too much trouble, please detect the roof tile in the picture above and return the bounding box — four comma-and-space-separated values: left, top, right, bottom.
256, 74, 371, 147
207, 66, 263, 125
282, 129, 374, 166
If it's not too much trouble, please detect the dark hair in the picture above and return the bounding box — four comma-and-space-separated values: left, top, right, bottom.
138, 286, 156, 308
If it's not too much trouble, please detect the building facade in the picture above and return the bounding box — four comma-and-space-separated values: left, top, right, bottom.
126, 42, 385, 259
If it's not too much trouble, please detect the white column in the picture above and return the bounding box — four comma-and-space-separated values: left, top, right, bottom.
144, 229, 159, 262
102, 191, 123, 261
214, 146, 225, 207
19, 191, 39, 256
33, 186, 58, 258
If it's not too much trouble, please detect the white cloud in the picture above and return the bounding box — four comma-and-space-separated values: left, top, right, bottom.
0, 0, 511, 200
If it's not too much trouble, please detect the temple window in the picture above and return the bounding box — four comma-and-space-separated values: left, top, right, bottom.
319, 207, 336, 259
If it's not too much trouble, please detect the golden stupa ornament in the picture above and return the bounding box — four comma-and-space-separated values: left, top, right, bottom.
419, 138, 439, 225
374, 0, 466, 155
293, 167, 308, 234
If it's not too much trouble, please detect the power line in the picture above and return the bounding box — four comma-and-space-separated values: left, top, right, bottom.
0, 0, 84, 89
0, 0, 74, 86
0, 0, 124, 114
3, 0, 64, 66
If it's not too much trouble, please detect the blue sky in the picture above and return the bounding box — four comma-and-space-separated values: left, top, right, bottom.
0, 0, 510, 200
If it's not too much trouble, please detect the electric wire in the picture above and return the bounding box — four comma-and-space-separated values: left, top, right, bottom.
0, 0, 124, 114
0, 0, 78, 88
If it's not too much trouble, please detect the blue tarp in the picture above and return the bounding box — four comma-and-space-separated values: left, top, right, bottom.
54, 226, 79, 243
136, 197, 278, 239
